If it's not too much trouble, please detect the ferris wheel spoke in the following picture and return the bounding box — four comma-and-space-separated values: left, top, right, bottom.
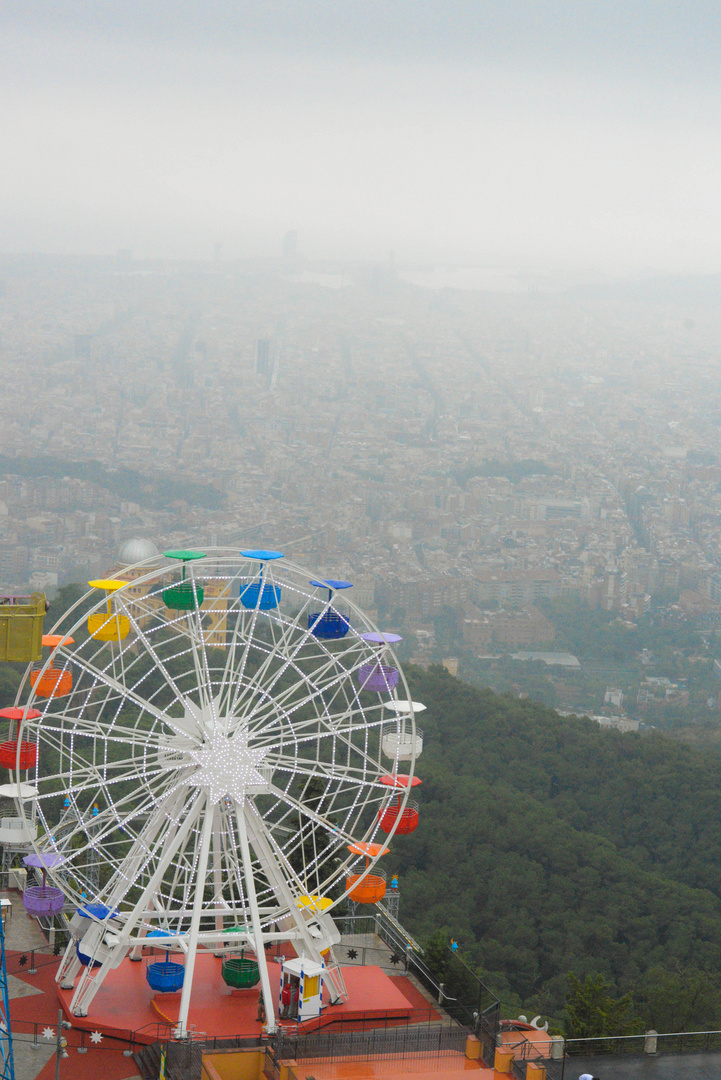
49, 787, 167, 863
108, 788, 205, 927
245, 625, 361, 718
246, 802, 324, 928
225, 588, 339, 718
63, 650, 203, 743
183, 604, 225, 733
243, 646, 374, 735
264, 783, 357, 847
50, 746, 184, 798
33, 714, 164, 749
252, 708, 384, 750
54, 650, 161, 719
222, 576, 277, 713
215, 575, 253, 713
261, 716, 390, 782
121, 604, 201, 722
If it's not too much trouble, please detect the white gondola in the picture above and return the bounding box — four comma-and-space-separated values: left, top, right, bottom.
382, 700, 425, 760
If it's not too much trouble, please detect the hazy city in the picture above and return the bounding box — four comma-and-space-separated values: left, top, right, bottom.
5, 4, 721, 1078
3, 252, 721, 731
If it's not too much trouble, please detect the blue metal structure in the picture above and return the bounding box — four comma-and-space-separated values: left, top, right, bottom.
0, 903, 15, 1080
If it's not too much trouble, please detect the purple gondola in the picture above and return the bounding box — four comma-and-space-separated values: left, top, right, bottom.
358, 632, 402, 692
23, 852, 65, 916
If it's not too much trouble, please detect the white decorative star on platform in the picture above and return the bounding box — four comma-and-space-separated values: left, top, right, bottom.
42, 1027, 54, 1040
184, 727, 269, 805
90, 1031, 103, 1044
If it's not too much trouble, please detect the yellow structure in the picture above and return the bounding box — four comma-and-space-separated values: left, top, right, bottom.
0, 593, 46, 662
465, 1034, 481, 1059
200, 578, 229, 646
494, 1047, 514, 1072
108, 539, 229, 647
297, 894, 333, 913
202, 1048, 266, 1080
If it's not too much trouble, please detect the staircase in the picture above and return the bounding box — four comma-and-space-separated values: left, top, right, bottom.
376, 902, 421, 952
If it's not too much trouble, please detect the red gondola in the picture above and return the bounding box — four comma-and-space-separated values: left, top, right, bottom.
378, 798, 419, 835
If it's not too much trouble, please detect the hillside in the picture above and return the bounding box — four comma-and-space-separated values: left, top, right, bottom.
396, 665, 721, 1027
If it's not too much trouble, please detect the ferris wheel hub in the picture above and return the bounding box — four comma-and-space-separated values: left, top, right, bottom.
183, 728, 271, 806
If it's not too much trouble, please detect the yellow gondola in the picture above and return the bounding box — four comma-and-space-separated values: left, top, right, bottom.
87, 580, 130, 642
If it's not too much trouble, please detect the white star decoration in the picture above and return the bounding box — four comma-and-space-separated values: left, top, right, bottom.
90, 1031, 103, 1044
42, 1027, 54, 1040
184, 728, 269, 806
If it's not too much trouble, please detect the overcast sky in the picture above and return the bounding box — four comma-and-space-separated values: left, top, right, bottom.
3, 1, 721, 271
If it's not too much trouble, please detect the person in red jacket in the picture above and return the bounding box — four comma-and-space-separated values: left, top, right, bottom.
281, 980, 291, 1018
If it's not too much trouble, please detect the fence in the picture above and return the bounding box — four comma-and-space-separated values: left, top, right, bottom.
275, 1021, 469, 1063
6, 942, 64, 976
337, 911, 500, 1064
494, 1028, 721, 1080
562, 1028, 721, 1063
8, 1015, 167, 1056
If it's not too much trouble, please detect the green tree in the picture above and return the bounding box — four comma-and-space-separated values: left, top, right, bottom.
636, 966, 721, 1033
423, 928, 451, 982
564, 972, 642, 1038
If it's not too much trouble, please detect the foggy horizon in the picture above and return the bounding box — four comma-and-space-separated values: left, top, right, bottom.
4, 1, 721, 273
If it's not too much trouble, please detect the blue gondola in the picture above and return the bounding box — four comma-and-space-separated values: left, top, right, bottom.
240, 582, 280, 610
145, 930, 185, 992
308, 579, 352, 639
239, 550, 283, 610
146, 960, 185, 992
308, 611, 350, 638
76, 903, 119, 921
76, 943, 102, 968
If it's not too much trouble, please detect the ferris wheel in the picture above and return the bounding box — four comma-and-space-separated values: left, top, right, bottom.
9, 549, 422, 1035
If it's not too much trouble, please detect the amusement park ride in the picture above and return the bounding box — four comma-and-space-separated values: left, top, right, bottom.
0, 549, 424, 1041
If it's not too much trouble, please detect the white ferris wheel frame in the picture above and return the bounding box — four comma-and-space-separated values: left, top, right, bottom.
10, 549, 418, 1036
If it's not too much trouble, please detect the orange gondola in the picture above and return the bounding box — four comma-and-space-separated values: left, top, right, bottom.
30, 667, 72, 699
30, 634, 75, 699
346, 868, 387, 904
345, 840, 390, 905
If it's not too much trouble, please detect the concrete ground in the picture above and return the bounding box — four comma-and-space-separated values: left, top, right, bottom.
0, 890, 141, 1080
557, 1052, 721, 1079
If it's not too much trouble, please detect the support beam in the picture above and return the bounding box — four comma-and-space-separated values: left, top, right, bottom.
237, 806, 277, 1034
175, 796, 215, 1038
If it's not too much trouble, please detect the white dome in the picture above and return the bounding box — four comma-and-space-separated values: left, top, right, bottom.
117, 538, 160, 566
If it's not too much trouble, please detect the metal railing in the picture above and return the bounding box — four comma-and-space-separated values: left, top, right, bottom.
338, 912, 445, 998
337, 911, 500, 1064
6, 942, 64, 975
276, 1020, 469, 1062
495, 1028, 721, 1080
563, 1028, 721, 1059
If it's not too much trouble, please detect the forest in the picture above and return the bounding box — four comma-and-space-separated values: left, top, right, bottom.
396, 664, 721, 1032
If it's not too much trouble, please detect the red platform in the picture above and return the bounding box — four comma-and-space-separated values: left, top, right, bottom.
57, 956, 419, 1044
